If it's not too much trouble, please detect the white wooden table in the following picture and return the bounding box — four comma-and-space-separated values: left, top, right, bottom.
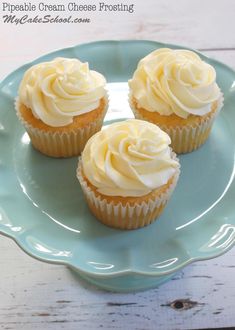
0, 1, 235, 329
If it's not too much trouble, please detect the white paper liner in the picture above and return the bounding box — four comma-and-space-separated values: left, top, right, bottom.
15, 95, 108, 158
129, 93, 224, 154
76, 154, 180, 230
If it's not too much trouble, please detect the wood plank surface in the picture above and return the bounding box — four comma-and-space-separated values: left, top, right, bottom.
0, 236, 235, 330
1, 0, 235, 79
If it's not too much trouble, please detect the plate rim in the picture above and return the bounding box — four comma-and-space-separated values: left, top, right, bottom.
0, 39, 235, 279
1, 39, 235, 87
1, 227, 234, 278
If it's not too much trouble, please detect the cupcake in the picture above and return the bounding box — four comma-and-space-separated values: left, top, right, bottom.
16, 57, 108, 157
128, 48, 223, 154
77, 119, 180, 230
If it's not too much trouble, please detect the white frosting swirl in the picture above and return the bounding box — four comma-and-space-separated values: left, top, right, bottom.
129, 48, 221, 118
82, 119, 179, 197
18, 57, 106, 127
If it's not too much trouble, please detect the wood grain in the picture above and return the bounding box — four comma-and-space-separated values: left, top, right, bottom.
0, 236, 235, 330
1, 0, 235, 79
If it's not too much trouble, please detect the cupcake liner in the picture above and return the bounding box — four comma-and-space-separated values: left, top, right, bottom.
15, 96, 108, 158
129, 93, 224, 154
76, 156, 180, 230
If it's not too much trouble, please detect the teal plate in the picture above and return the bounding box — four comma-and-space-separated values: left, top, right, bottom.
1, 40, 235, 292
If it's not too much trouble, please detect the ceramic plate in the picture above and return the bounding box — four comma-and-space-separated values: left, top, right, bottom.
0, 40, 235, 292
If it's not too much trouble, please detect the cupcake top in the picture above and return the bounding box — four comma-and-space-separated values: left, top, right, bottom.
18, 57, 106, 127
129, 48, 221, 119
81, 119, 179, 197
